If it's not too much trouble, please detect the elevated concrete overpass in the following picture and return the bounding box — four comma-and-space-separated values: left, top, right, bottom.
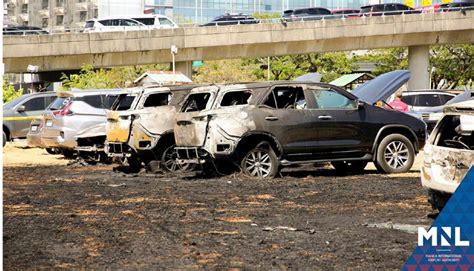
3, 11, 474, 90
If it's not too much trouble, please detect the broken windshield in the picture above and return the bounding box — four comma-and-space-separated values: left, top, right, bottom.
181, 93, 212, 112
220, 90, 252, 106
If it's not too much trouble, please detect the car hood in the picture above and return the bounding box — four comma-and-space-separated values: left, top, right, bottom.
352, 70, 410, 104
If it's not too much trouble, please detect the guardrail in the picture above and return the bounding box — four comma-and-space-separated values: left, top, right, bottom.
3, 7, 472, 36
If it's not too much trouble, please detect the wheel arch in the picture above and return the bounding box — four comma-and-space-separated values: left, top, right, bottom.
3, 125, 11, 141
153, 129, 175, 158
372, 125, 419, 155
233, 131, 283, 160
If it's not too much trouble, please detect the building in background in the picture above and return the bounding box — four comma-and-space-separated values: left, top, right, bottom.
4, 0, 98, 31
98, 0, 145, 18
150, 0, 449, 23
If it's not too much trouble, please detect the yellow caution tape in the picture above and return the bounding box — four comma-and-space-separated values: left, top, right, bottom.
3, 116, 43, 121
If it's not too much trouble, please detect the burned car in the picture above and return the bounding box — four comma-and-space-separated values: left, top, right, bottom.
175, 73, 426, 178
421, 100, 474, 211
106, 84, 200, 171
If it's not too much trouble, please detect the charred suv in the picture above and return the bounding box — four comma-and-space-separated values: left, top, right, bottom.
175, 73, 426, 178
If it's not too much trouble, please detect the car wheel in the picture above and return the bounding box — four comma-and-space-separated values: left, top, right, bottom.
240, 143, 279, 178
331, 161, 368, 175
3, 131, 6, 147
375, 134, 415, 174
160, 144, 194, 172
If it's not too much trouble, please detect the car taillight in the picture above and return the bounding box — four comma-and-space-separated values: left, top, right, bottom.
53, 102, 74, 116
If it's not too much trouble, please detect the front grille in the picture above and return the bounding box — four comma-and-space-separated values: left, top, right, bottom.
176, 147, 200, 159
109, 143, 126, 154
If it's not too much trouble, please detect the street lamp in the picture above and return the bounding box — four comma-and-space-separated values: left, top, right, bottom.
27, 64, 39, 93
171, 45, 178, 85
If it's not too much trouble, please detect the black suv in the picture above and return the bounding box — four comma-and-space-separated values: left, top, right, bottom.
360, 3, 421, 16
200, 13, 259, 26
174, 71, 426, 178
282, 7, 333, 22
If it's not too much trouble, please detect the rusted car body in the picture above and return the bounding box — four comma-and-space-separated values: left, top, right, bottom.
421, 100, 474, 210
175, 75, 426, 178
105, 84, 199, 171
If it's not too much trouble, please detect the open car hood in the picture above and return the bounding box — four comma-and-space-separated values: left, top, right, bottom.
352, 70, 410, 104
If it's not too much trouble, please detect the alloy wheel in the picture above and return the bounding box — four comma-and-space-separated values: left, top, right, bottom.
384, 140, 409, 169
243, 150, 273, 177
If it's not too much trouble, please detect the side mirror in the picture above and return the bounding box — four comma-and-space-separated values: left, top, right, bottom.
16, 105, 26, 113
357, 100, 365, 109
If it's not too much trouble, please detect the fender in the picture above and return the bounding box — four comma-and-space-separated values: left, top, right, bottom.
234, 130, 284, 158
371, 124, 419, 154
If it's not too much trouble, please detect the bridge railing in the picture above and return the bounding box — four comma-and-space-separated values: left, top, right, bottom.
3, 7, 472, 36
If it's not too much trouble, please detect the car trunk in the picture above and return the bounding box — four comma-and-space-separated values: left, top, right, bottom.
174, 87, 219, 147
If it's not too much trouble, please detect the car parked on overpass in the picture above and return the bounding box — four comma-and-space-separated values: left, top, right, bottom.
129, 14, 178, 29
174, 71, 426, 178
360, 3, 421, 16
200, 13, 259, 26
282, 7, 333, 22
3, 26, 49, 36
83, 18, 147, 33
3, 91, 56, 146
331, 9, 361, 19
439, 1, 474, 12
421, 100, 474, 211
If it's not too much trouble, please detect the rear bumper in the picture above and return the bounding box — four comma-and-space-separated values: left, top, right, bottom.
41, 128, 77, 149
26, 132, 43, 148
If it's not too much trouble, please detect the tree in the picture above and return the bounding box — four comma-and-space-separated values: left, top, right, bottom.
193, 59, 258, 83
246, 52, 358, 82
61, 64, 169, 90
430, 45, 473, 89
3, 77, 23, 103
356, 48, 408, 76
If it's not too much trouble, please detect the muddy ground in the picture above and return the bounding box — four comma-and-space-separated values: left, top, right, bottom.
3, 141, 433, 269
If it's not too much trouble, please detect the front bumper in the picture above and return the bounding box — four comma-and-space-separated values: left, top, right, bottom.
106, 142, 134, 157
176, 147, 210, 164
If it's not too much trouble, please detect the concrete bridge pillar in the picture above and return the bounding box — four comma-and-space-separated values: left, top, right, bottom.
175, 61, 193, 80
408, 45, 430, 90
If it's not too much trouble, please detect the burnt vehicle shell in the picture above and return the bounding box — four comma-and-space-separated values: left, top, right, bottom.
174, 80, 426, 178
421, 100, 474, 211
106, 84, 204, 171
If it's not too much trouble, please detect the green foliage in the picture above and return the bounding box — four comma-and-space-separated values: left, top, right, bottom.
430, 45, 473, 89
61, 64, 169, 90
246, 52, 358, 82
356, 48, 408, 76
252, 12, 282, 20
194, 59, 258, 83
3, 77, 23, 103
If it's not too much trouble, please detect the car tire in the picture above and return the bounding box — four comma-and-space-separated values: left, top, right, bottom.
160, 144, 194, 172
240, 143, 279, 178
375, 134, 415, 174
61, 149, 76, 159
3, 131, 6, 147
331, 161, 368, 175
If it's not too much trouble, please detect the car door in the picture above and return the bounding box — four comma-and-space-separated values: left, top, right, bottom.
254, 85, 320, 156
306, 86, 373, 159
13, 96, 47, 138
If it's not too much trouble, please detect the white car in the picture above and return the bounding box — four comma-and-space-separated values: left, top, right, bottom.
130, 14, 178, 29
84, 18, 146, 33
421, 100, 474, 210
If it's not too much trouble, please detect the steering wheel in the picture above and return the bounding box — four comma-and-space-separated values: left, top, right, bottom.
443, 139, 471, 150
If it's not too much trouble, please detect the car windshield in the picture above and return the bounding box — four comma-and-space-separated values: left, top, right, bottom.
3, 95, 27, 109
112, 94, 136, 111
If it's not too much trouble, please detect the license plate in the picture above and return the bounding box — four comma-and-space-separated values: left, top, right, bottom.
46, 120, 53, 127
31, 125, 38, 132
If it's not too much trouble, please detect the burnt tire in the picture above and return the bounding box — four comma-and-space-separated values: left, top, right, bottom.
2, 131, 6, 147
240, 143, 279, 178
62, 149, 76, 159
375, 133, 415, 174
331, 161, 368, 175
160, 144, 194, 172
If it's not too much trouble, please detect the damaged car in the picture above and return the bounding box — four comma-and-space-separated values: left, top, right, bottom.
175, 71, 426, 178
106, 84, 201, 171
421, 100, 474, 211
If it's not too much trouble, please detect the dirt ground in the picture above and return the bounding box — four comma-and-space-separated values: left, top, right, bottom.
3, 140, 433, 269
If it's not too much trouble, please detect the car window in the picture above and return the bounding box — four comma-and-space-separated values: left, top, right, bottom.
76, 95, 112, 109
45, 96, 56, 107
264, 87, 306, 109
182, 93, 212, 112
85, 21, 94, 28
416, 94, 442, 107
22, 97, 46, 111
159, 18, 173, 26
121, 19, 141, 26
311, 89, 356, 109
133, 18, 155, 25
440, 94, 454, 104
143, 93, 171, 108
220, 90, 252, 106
112, 94, 136, 111
49, 97, 71, 110
318, 9, 331, 15
401, 95, 415, 105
